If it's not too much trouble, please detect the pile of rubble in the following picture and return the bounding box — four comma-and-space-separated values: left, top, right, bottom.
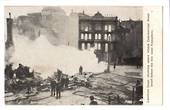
72, 71, 143, 105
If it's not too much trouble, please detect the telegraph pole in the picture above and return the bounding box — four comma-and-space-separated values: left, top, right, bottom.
107, 35, 111, 73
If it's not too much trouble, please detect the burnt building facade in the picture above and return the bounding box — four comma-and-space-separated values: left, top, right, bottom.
78, 12, 143, 65
78, 12, 120, 62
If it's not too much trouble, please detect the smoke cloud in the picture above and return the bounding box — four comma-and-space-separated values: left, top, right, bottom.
9, 34, 107, 78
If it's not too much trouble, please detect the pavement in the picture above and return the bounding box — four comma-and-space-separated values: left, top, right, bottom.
30, 90, 106, 105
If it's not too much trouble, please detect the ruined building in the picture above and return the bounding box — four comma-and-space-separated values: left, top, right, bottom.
78, 11, 143, 65
78, 11, 120, 62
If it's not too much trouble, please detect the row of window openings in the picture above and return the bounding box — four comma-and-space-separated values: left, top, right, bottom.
81, 43, 109, 52
81, 33, 112, 40
82, 25, 113, 32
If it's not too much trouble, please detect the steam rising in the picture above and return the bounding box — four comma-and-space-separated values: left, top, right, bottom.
9, 34, 107, 78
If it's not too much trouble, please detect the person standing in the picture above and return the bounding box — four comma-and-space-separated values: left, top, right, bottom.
50, 79, 56, 96
79, 66, 83, 75
60, 76, 65, 90
65, 75, 69, 88
15, 63, 25, 79
56, 79, 61, 99
57, 69, 62, 81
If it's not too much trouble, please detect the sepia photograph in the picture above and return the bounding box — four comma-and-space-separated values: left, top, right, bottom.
4, 6, 143, 105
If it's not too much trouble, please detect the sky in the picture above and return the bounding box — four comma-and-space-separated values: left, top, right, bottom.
5, 6, 143, 20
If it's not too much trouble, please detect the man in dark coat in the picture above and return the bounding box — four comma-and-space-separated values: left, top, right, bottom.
79, 66, 83, 75
50, 79, 56, 96
57, 69, 62, 81
60, 77, 65, 89
15, 64, 25, 79
65, 75, 69, 88
56, 79, 61, 99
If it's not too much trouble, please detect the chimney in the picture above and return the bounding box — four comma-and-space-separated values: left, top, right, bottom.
9, 12, 11, 18
5, 12, 13, 49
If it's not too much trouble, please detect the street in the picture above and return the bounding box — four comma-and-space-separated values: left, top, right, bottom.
5, 65, 142, 105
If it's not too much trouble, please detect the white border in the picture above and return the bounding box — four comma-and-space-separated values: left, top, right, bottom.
1, 0, 165, 6
0, 0, 169, 110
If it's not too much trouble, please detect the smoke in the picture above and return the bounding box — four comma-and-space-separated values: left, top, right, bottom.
9, 34, 107, 78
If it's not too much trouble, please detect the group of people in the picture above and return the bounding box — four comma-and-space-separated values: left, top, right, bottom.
50, 78, 61, 99
50, 69, 69, 99
5, 63, 35, 94
5, 63, 34, 80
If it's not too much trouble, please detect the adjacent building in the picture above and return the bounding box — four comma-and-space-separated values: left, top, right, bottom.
120, 19, 143, 65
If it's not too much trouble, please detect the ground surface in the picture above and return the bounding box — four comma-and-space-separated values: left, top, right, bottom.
5, 65, 142, 105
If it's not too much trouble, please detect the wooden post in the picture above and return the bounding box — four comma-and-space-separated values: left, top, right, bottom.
132, 86, 135, 104
107, 36, 111, 72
